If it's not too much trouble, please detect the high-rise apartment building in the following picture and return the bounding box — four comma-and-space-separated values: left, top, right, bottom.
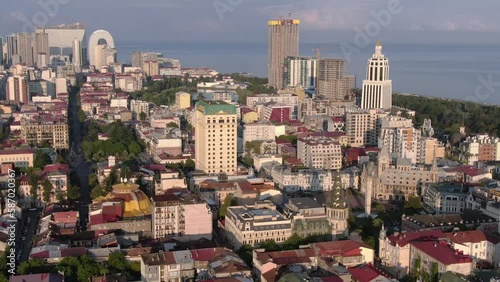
6, 75, 28, 104
130, 100, 150, 120
378, 116, 421, 164
194, 101, 238, 175
345, 109, 387, 147
143, 60, 159, 77
6, 35, 18, 66
175, 92, 191, 110
152, 194, 213, 240
268, 19, 300, 90
88, 30, 115, 68
33, 32, 49, 67
16, 33, 34, 66
317, 58, 350, 101
283, 56, 317, 89
361, 42, 392, 109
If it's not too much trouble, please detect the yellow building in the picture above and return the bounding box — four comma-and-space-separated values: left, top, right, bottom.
143, 60, 159, 77
95, 183, 152, 218
175, 92, 191, 110
241, 110, 259, 124
0, 149, 34, 168
194, 101, 237, 175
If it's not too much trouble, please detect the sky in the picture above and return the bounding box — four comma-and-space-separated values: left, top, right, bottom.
2, 0, 500, 44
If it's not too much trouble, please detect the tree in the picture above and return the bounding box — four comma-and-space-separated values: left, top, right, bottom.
431, 262, 439, 282
91, 185, 105, 200
166, 122, 179, 128
375, 203, 386, 213
28, 173, 39, 200
108, 251, 127, 273
259, 240, 281, 252
184, 159, 195, 172
67, 184, 80, 201
219, 195, 233, 218
373, 218, 383, 228
34, 150, 51, 169
405, 195, 423, 210
42, 179, 53, 203
17, 259, 49, 275
139, 112, 147, 121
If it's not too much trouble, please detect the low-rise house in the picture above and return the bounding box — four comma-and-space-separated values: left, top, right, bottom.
444, 230, 500, 268
348, 264, 397, 282
409, 240, 474, 277
312, 240, 374, 270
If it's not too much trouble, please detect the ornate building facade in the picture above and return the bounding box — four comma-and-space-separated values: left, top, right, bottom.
361, 147, 438, 204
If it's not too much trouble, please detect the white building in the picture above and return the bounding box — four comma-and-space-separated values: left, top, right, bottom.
297, 137, 342, 170
361, 41, 392, 110
130, 100, 149, 120
88, 30, 115, 68
283, 56, 317, 89
460, 135, 500, 165
378, 116, 421, 164
243, 123, 276, 144
35, 23, 86, 59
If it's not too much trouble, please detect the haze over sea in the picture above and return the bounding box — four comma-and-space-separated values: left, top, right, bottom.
116, 41, 500, 105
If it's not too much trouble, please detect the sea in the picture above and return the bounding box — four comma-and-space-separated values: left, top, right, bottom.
115, 41, 500, 105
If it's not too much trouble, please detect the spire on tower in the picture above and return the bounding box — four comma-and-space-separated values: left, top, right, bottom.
328, 171, 346, 208
376, 40, 382, 47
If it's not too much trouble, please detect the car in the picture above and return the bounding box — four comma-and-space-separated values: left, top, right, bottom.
29, 208, 37, 211
21, 236, 25, 241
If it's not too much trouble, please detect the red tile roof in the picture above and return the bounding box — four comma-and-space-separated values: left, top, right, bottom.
52, 211, 78, 224
411, 240, 472, 265
256, 248, 314, 265
387, 230, 444, 247
445, 230, 500, 245
0, 149, 34, 155
313, 240, 371, 258
348, 264, 387, 282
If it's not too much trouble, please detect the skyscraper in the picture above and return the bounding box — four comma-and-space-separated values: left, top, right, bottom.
194, 101, 238, 175
36, 23, 86, 61
33, 32, 49, 67
268, 19, 300, 90
6, 35, 18, 66
88, 30, 115, 68
17, 33, 34, 65
0, 37, 3, 66
361, 41, 392, 110
72, 38, 83, 69
317, 58, 350, 101
283, 56, 317, 89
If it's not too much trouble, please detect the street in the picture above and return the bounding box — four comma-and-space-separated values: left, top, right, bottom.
16, 209, 41, 264
68, 87, 91, 231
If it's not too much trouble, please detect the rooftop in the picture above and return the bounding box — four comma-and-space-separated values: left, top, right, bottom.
411, 240, 472, 265
196, 101, 237, 115
288, 197, 323, 210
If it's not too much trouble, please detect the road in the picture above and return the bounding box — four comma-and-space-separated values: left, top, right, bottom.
68, 87, 91, 231
16, 209, 41, 264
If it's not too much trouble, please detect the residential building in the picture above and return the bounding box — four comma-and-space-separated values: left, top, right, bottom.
420, 138, 445, 165
152, 193, 212, 240
140, 248, 249, 282
0, 149, 34, 168
175, 92, 191, 110
317, 59, 350, 101
130, 100, 150, 120
444, 230, 500, 267
6, 75, 28, 104
283, 56, 317, 89
268, 19, 300, 89
401, 211, 498, 233
379, 228, 444, 279
225, 201, 292, 249
247, 93, 298, 114
194, 101, 238, 175
313, 240, 374, 268
243, 123, 276, 144
361, 42, 392, 109
143, 60, 160, 77
297, 136, 342, 170
460, 135, 500, 165
409, 240, 474, 276
20, 115, 69, 149
271, 167, 359, 192
422, 183, 468, 214
345, 109, 387, 147
378, 116, 421, 164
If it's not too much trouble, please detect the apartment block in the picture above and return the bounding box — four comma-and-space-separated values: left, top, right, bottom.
152, 194, 212, 240
0, 149, 34, 168
345, 109, 387, 147
297, 136, 342, 170
20, 115, 69, 149
460, 135, 500, 165
243, 123, 276, 144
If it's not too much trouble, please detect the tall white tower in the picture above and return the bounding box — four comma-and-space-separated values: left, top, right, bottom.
72, 38, 82, 69
361, 41, 392, 109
